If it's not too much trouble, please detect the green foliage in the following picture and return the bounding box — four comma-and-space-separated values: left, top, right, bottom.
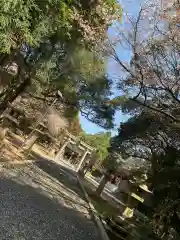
102, 151, 122, 172
30, 45, 115, 129
0, 0, 122, 53
79, 131, 111, 164
110, 95, 144, 115
67, 47, 105, 80
68, 112, 83, 136
110, 109, 180, 237
105, 4, 180, 239
0, 0, 121, 127
0, 0, 72, 52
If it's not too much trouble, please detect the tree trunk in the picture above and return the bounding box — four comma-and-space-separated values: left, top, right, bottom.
81, 155, 97, 177
0, 76, 31, 114
0, 53, 9, 65
96, 174, 109, 196
0, 51, 15, 66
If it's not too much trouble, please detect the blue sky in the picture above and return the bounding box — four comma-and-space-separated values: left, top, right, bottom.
80, 0, 143, 135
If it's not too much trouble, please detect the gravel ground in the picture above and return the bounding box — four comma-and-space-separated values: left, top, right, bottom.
0, 161, 100, 240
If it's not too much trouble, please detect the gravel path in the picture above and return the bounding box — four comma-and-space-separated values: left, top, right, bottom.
0, 160, 100, 240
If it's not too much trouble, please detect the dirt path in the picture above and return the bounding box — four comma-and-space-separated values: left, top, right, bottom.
0, 160, 100, 240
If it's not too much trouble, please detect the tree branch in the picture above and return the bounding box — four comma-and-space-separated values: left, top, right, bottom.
131, 97, 180, 122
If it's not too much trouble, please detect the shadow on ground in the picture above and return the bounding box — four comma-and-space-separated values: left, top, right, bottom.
31, 152, 86, 200
30, 152, 122, 217
0, 176, 99, 240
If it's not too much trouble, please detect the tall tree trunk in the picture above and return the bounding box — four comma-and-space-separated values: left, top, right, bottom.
96, 174, 109, 196
81, 154, 97, 176
0, 51, 15, 66
0, 53, 8, 65
0, 76, 31, 114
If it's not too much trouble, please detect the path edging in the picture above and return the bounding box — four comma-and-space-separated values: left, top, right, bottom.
76, 175, 110, 240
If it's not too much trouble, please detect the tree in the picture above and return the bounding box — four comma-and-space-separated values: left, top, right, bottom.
29, 46, 116, 129
79, 131, 111, 165
93, 115, 151, 196
108, 2, 180, 125
22, 105, 68, 152
46, 109, 68, 137
0, 0, 122, 127
110, 109, 180, 238
105, 2, 180, 238
95, 155, 117, 195
0, 0, 121, 53
68, 114, 83, 136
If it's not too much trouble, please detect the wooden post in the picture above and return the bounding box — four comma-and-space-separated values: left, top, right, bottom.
96, 174, 109, 196
76, 150, 89, 172
54, 140, 69, 161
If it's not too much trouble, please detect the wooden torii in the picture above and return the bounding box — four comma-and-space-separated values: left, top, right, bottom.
54, 131, 95, 172
0, 102, 96, 172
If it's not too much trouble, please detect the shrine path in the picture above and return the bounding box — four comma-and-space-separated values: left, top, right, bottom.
0, 159, 100, 240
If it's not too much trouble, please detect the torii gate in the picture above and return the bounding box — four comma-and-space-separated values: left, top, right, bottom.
0, 102, 96, 172
54, 131, 95, 172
